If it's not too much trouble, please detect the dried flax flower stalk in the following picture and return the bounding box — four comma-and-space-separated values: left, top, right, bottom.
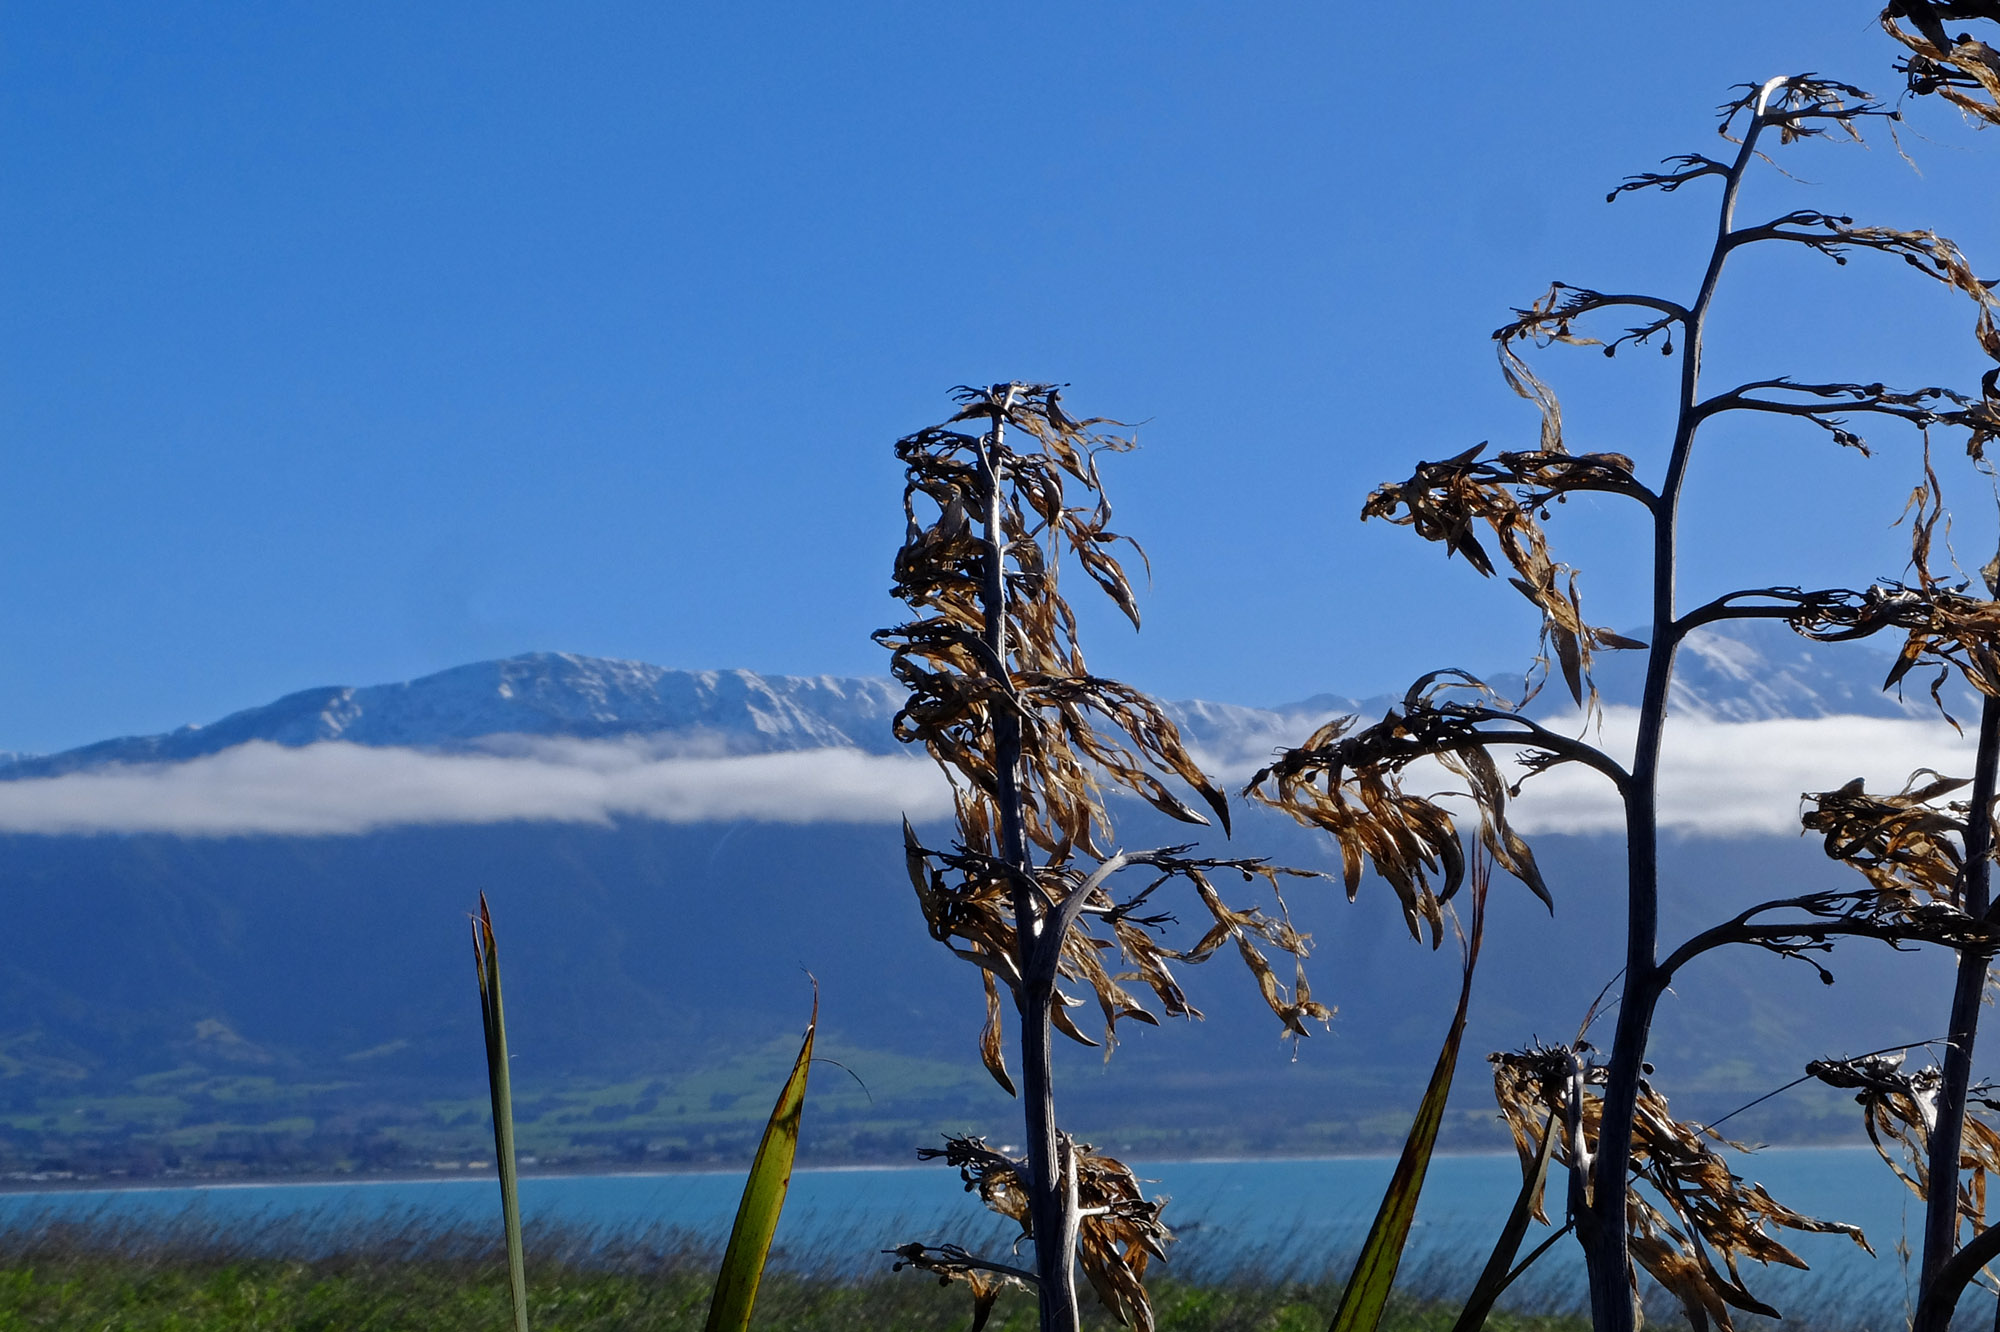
1312, 69, 1997, 1332
878, 383, 1328, 1332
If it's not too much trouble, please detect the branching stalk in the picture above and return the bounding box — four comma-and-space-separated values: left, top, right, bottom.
1583, 76, 1790, 1332
1339, 66, 1994, 1332
973, 391, 1082, 1332
883, 384, 1314, 1332
1914, 695, 2000, 1332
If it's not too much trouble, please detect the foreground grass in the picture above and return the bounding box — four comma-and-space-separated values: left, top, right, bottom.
0, 1214, 1904, 1332
0, 1217, 1599, 1332
0, 1260, 1594, 1332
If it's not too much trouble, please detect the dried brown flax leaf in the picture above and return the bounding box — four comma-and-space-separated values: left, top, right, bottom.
979, 971, 1016, 1097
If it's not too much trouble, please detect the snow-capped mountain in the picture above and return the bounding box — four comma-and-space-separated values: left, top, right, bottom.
1584, 618, 1965, 722
0, 655, 907, 779
0, 619, 1954, 783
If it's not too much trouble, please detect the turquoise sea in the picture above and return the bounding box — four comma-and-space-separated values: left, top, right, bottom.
0, 1148, 1932, 1310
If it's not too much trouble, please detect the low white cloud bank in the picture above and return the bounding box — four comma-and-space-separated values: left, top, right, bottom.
0, 740, 956, 837
0, 710, 1975, 839
1501, 707, 1978, 838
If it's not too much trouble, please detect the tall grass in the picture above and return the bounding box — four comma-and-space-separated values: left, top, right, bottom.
0, 1210, 1617, 1332
0, 1206, 1926, 1332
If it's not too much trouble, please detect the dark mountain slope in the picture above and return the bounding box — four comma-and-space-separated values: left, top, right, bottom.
0, 805, 1957, 1175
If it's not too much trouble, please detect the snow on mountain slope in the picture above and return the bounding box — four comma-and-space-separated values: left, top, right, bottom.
1164, 694, 1362, 777
0, 620, 1954, 786
1581, 619, 1957, 723
0, 655, 906, 779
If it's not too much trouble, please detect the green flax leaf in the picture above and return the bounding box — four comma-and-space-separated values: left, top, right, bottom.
1327, 862, 1488, 1332
473, 893, 530, 1332
704, 986, 817, 1332
1449, 1111, 1560, 1332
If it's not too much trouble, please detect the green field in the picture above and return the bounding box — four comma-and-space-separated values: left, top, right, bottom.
0, 1032, 1559, 1183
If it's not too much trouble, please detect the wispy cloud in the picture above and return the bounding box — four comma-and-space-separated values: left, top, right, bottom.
0, 740, 955, 837
1503, 708, 1977, 838
0, 710, 1973, 839
1199, 705, 1977, 840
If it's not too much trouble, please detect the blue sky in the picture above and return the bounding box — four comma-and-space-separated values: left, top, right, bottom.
5, 4, 1998, 755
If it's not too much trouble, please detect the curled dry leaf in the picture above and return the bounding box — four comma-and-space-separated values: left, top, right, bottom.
899, 1134, 1172, 1332
1799, 583, 2000, 712
1245, 677, 1552, 947
1790, 455, 2000, 714
1363, 444, 1648, 709
1883, 2, 2000, 127
903, 820, 1331, 1057
1808, 1050, 2000, 1234
885, 1243, 1030, 1332
1802, 772, 1975, 910
1493, 1044, 1870, 1332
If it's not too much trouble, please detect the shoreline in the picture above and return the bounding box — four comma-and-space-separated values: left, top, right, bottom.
0, 1141, 1880, 1199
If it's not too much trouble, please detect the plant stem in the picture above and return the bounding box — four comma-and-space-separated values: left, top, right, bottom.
1914, 694, 2000, 1332
1583, 78, 1782, 1332
976, 392, 1080, 1332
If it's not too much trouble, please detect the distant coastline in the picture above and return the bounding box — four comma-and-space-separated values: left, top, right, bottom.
0, 1141, 1876, 1197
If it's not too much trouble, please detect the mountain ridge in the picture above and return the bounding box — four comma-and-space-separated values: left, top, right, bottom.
0, 620, 1955, 785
